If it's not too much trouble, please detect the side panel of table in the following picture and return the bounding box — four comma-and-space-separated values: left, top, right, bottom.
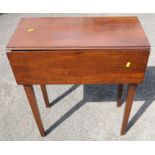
7, 49, 150, 84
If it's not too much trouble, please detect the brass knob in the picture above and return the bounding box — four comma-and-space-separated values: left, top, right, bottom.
27, 28, 34, 32
125, 62, 131, 68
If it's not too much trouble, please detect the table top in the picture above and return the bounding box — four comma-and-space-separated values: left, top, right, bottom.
6, 16, 150, 50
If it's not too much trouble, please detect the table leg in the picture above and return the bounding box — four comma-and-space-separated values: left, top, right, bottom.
40, 85, 50, 108
117, 84, 124, 107
23, 85, 45, 137
121, 84, 137, 135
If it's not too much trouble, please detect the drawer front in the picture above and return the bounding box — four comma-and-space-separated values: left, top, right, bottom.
7, 49, 150, 84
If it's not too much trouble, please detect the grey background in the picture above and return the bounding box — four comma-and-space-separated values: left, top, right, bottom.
0, 13, 155, 140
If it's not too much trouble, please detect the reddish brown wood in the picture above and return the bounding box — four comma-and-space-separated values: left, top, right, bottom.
6, 17, 150, 50
117, 84, 124, 107
6, 17, 151, 136
7, 49, 149, 84
121, 84, 137, 135
40, 85, 50, 108
23, 85, 45, 136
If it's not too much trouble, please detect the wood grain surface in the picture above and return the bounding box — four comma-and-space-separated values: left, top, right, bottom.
6, 16, 150, 50
7, 49, 150, 84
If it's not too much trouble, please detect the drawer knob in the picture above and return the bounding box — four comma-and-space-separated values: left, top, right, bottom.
126, 62, 131, 68
27, 28, 34, 32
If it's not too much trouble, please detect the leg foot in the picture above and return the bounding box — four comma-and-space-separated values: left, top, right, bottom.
23, 85, 45, 137
121, 84, 137, 135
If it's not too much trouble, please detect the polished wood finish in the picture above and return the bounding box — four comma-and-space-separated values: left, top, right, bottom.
117, 84, 124, 107
7, 49, 149, 85
6, 17, 150, 136
40, 85, 50, 108
23, 85, 45, 136
121, 84, 137, 135
6, 17, 150, 50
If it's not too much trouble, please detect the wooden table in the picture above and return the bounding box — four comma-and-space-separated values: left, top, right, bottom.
6, 17, 150, 137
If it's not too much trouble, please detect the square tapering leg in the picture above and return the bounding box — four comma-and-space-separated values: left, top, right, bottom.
121, 84, 137, 135
23, 85, 45, 137
40, 85, 50, 108
117, 84, 124, 107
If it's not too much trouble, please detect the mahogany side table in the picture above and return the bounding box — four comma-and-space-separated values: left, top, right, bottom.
6, 17, 150, 136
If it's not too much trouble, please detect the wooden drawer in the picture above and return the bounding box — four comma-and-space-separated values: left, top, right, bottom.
7, 49, 150, 84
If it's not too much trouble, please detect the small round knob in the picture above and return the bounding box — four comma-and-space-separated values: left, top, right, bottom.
125, 62, 131, 68
27, 28, 34, 32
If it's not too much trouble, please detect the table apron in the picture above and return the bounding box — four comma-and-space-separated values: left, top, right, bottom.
7, 49, 150, 84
